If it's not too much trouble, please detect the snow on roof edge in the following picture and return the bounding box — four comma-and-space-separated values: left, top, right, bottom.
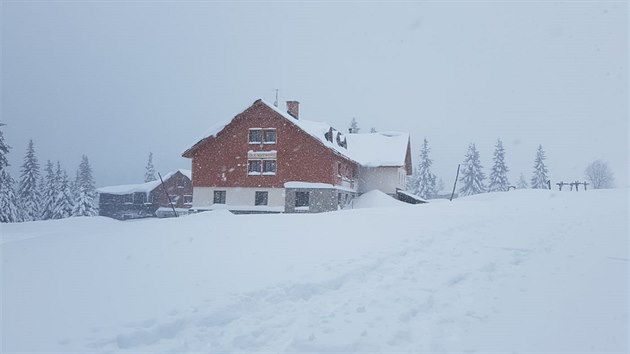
97, 169, 191, 195
183, 98, 410, 167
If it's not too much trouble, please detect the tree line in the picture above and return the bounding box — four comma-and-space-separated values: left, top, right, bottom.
407, 138, 615, 200
0, 126, 98, 223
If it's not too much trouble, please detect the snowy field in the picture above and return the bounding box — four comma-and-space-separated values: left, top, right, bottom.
1, 189, 628, 353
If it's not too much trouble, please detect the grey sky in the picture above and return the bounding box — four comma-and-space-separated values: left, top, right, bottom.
2, 1, 627, 189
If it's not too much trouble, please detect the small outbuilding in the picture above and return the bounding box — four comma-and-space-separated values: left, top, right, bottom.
97, 169, 192, 220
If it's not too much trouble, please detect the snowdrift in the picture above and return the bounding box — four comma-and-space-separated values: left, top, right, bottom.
1, 189, 627, 353
347, 189, 409, 209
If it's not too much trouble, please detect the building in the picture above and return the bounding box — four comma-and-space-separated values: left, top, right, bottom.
182, 99, 412, 213
97, 169, 192, 220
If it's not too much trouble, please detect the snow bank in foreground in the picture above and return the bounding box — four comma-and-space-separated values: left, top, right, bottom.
349, 189, 409, 209
1, 189, 627, 353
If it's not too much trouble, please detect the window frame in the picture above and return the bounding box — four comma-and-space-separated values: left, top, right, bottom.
255, 191, 268, 206
248, 128, 262, 144
262, 160, 277, 175
262, 129, 277, 144
213, 190, 226, 204
248, 160, 262, 175
295, 191, 310, 208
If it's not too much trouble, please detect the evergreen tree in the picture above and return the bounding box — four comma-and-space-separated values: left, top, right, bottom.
144, 152, 157, 182
52, 162, 74, 219
0, 125, 21, 223
488, 138, 510, 192
458, 143, 486, 196
17, 139, 41, 221
41, 160, 58, 220
348, 118, 360, 134
517, 173, 529, 189
369, 127, 377, 133
437, 177, 445, 193
73, 155, 98, 216
530, 145, 549, 189
409, 138, 437, 199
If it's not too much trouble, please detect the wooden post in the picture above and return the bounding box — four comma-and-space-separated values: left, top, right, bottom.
158, 172, 178, 217
450, 164, 460, 202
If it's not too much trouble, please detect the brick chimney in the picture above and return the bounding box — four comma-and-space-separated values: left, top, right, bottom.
286, 101, 299, 119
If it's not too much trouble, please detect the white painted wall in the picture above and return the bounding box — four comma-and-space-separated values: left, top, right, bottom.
192, 187, 285, 209
358, 166, 406, 195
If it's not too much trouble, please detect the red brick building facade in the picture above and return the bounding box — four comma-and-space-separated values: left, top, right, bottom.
183, 99, 411, 213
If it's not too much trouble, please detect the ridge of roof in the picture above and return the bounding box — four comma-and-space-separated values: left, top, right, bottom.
183, 99, 410, 167
97, 169, 191, 195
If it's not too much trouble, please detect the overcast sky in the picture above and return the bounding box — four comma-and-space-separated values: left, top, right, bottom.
2, 1, 627, 190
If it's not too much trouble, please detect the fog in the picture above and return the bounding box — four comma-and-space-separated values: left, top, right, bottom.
2, 1, 627, 189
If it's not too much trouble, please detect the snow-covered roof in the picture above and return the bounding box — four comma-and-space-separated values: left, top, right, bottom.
97, 169, 191, 195
183, 99, 410, 168
284, 181, 357, 192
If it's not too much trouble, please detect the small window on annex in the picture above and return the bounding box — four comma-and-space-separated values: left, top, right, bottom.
248, 129, 262, 143
213, 190, 226, 204
263, 129, 277, 144
169, 195, 180, 204
248, 160, 262, 174
295, 191, 310, 207
255, 191, 268, 206
133, 192, 146, 204
183, 195, 193, 204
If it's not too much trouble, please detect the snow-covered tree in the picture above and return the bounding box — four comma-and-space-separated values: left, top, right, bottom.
369, 127, 377, 133
458, 143, 486, 196
585, 159, 615, 189
531, 145, 549, 189
437, 177, 445, 194
0, 171, 20, 223
488, 138, 510, 192
0, 125, 20, 223
40, 160, 58, 220
51, 162, 74, 219
144, 152, 157, 182
517, 173, 529, 189
408, 138, 437, 199
73, 155, 98, 216
17, 139, 41, 221
348, 118, 360, 134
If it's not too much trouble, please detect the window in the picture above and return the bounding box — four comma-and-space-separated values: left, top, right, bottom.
263, 160, 276, 174
248, 129, 262, 143
213, 190, 226, 204
248, 160, 262, 175
295, 191, 310, 207
255, 191, 268, 206
338, 193, 342, 205
263, 129, 276, 144
337, 162, 342, 176
169, 195, 180, 204
133, 192, 146, 204
183, 195, 193, 204
122, 194, 133, 204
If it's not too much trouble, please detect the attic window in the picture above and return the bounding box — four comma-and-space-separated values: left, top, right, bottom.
325, 127, 333, 142
336, 132, 347, 149
248, 129, 262, 144
263, 129, 276, 144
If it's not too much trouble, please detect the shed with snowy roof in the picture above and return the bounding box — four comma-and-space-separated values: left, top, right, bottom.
182, 99, 412, 213
97, 169, 192, 220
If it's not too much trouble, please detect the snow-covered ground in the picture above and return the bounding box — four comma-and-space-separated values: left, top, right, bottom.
1, 189, 628, 353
